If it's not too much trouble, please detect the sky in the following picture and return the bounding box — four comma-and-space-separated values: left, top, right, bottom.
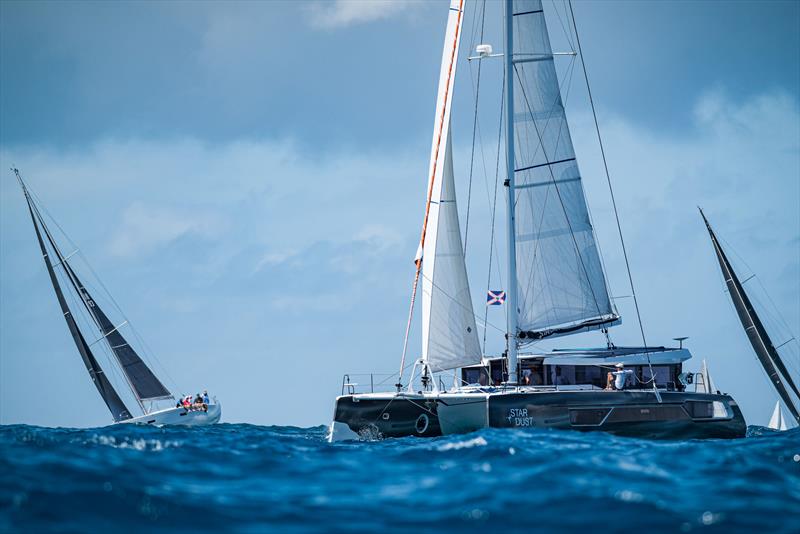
0, 0, 798, 428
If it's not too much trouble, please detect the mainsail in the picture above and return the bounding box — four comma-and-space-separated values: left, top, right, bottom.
701, 209, 800, 425
21, 180, 132, 422
509, 0, 618, 341
419, 0, 482, 371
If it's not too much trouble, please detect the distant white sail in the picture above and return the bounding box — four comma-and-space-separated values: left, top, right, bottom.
510, 0, 617, 341
769, 401, 788, 431
700, 359, 717, 394
420, 0, 481, 371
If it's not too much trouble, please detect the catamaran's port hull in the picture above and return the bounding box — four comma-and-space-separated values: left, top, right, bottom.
117, 404, 222, 426
329, 394, 441, 442
438, 390, 746, 440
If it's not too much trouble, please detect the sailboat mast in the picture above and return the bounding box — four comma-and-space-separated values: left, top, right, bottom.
504, 0, 519, 384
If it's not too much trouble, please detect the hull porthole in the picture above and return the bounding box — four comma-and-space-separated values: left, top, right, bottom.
415, 413, 430, 434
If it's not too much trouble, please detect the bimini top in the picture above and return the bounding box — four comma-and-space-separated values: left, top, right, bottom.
535, 347, 691, 367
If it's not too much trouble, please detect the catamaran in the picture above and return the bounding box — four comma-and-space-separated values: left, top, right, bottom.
701, 209, 799, 431
14, 168, 221, 426
329, 0, 745, 441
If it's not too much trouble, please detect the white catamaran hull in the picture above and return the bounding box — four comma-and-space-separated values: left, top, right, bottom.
117, 404, 222, 426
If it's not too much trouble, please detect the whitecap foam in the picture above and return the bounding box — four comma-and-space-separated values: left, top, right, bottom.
437, 436, 487, 451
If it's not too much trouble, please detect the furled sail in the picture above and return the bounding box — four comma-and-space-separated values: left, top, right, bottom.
22, 185, 132, 422
510, 0, 618, 341
420, 0, 482, 371
701, 209, 800, 425
63, 263, 172, 401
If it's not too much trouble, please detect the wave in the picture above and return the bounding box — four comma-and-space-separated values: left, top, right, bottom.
1, 424, 798, 533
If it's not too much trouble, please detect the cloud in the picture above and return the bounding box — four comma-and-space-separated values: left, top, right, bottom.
109, 203, 224, 258
307, 0, 424, 29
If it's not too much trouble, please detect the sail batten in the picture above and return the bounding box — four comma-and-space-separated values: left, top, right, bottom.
510, 0, 617, 341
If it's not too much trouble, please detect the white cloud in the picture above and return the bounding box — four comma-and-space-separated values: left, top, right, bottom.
307, 0, 424, 29
109, 203, 224, 258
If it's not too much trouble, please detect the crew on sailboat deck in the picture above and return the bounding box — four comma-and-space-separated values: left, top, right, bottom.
176, 393, 209, 412
608, 363, 633, 390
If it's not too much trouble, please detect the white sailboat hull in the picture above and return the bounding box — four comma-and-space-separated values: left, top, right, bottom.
117, 403, 222, 426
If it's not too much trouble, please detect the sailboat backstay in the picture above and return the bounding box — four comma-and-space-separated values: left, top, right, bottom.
14, 168, 221, 426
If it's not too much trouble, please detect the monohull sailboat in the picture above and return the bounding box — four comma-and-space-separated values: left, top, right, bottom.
701, 210, 799, 431
329, 0, 745, 441
13, 169, 221, 426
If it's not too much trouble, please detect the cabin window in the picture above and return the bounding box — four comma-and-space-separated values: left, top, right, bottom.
575, 366, 605, 388
519, 361, 544, 386
642, 365, 674, 389
490, 359, 506, 385
462, 367, 488, 386
548, 365, 576, 386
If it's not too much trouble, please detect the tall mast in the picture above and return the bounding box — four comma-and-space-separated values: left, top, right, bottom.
504, 0, 519, 384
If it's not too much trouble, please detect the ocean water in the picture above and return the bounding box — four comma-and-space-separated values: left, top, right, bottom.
1, 424, 798, 533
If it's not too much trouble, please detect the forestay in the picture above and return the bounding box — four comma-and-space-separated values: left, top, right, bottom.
510, 0, 617, 340
420, 0, 482, 371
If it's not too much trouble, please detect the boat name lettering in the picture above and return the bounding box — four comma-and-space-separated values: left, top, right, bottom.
507, 408, 533, 427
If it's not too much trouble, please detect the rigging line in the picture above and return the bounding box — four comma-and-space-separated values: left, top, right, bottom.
551, 0, 576, 52
421, 271, 506, 335
27, 195, 138, 402
398, 0, 465, 389
568, 0, 659, 399
719, 232, 799, 345
30, 187, 173, 400
514, 62, 605, 321
24, 182, 180, 397
463, 0, 487, 256
483, 68, 506, 354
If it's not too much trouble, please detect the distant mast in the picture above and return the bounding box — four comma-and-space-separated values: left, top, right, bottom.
700, 209, 800, 425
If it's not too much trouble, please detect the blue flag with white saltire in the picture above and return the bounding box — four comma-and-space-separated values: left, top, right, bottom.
487, 290, 505, 305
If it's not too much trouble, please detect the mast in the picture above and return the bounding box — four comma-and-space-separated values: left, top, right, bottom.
504, 0, 519, 384
701, 208, 800, 424
15, 169, 132, 422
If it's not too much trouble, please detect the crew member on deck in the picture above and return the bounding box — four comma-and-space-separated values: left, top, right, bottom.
612, 363, 633, 390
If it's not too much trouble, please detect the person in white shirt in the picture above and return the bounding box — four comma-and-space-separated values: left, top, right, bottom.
612, 363, 633, 390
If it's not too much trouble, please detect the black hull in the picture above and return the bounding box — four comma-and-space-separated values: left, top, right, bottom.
484, 391, 746, 440
331, 395, 442, 440
331, 390, 747, 441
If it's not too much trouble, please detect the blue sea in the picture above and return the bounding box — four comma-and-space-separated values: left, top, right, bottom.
1, 424, 798, 533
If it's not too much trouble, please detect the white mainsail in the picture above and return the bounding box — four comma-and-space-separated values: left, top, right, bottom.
510, 0, 618, 341
420, 0, 481, 371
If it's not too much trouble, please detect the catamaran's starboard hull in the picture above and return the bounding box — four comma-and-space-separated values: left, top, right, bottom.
117, 404, 222, 426
329, 394, 441, 442
437, 390, 746, 440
